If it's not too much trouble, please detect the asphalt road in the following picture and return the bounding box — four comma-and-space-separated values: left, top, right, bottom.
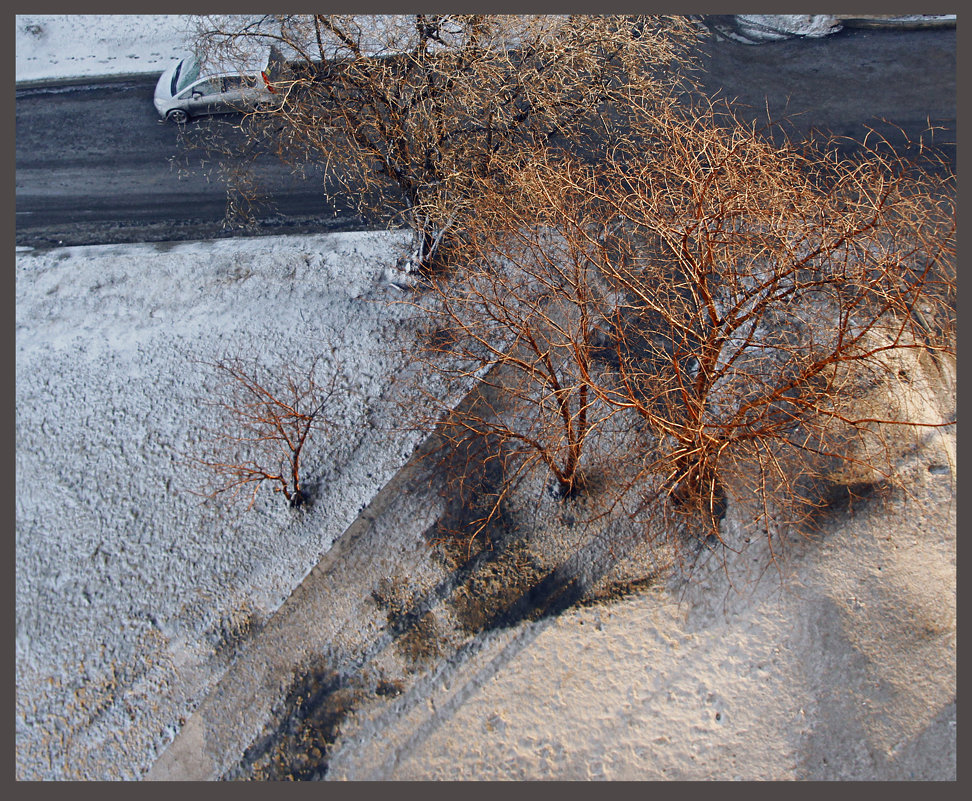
15, 77, 371, 248
15, 26, 955, 249
697, 25, 956, 151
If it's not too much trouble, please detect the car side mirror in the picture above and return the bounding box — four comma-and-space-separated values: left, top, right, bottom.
192, 90, 203, 98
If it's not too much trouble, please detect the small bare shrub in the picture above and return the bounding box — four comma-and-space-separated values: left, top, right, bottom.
194, 354, 340, 509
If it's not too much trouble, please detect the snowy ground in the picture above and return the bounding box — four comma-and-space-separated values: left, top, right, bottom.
16, 15, 195, 83
15, 232, 440, 779
16, 15, 957, 782
15, 231, 958, 782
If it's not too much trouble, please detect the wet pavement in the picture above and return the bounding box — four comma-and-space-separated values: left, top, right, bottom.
16, 25, 955, 249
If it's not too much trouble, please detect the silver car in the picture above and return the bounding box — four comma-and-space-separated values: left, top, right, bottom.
154, 53, 282, 123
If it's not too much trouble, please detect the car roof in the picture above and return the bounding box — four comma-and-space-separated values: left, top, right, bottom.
194, 44, 286, 80
195, 47, 271, 77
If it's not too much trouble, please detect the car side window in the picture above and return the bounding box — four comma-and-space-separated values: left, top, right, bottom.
181, 78, 221, 99
222, 75, 257, 90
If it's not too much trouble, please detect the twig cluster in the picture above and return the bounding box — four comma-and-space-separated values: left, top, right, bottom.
194, 354, 340, 509
185, 14, 701, 269
416, 94, 955, 563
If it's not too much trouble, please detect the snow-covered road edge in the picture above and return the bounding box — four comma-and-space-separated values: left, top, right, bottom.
16, 15, 957, 85
16, 15, 194, 84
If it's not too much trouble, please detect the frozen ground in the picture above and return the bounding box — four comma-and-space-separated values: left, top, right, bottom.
16, 14, 957, 782
141, 321, 956, 781
16, 230, 957, 782
15, 232, 434, 779
16, 15, 195, 83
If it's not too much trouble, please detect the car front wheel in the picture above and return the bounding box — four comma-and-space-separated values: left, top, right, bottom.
166, 109, 189, 124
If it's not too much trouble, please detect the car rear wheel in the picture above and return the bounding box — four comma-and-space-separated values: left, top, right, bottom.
166, 109, 189, 124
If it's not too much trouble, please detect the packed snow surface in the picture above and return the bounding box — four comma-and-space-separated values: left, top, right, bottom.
18, 14, 957, 84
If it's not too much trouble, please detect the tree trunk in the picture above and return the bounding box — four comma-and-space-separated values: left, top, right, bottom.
669, 456, 727, 522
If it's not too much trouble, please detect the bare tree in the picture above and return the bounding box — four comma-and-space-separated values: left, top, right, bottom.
194, 354, 341, 509
185, 14, 701, 270
402, 153, 654, 558
588, 98, 956, 548
414, 152, 629, 501
416, 95, 955, 563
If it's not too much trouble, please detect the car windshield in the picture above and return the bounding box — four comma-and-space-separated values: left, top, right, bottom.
171, 56, 201, 96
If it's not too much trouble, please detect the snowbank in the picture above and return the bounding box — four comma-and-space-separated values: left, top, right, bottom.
16, 14, 958, 85
707, 14, 955, 44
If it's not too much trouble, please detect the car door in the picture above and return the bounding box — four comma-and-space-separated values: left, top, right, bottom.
182, 77, 226, 116
218, 75, 255, 114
